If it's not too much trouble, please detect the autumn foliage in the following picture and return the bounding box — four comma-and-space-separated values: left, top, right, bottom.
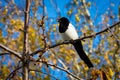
0, 0, 120, 80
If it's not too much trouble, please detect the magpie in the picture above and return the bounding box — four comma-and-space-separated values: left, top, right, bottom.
57, 17, 93, 68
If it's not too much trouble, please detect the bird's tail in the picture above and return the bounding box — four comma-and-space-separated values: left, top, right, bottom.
73, 40, 93, 68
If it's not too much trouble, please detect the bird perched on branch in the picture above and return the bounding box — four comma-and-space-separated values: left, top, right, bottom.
57, 17, 93, 68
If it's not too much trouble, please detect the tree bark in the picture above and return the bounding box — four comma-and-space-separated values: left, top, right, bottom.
22, 0, 31, 80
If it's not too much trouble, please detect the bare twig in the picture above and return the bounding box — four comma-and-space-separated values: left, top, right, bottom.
28, 57, 83, 80
0, 44, 22, 59
31, 21, 120, 56
33, 0, 47, 57
81, 0, 94, 28
5, 66, 22, 80
0, 52, 10, 56
106, 25, 120, 43
29, 69, 59, 80
30, 49, 45, 56
36, 60, 83, 80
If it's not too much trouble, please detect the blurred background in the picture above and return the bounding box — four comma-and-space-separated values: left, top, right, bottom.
0, 0, 120, 79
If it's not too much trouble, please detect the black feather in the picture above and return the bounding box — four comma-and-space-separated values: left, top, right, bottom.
58, 17, 69, 33
58, 17, 94, 68
73, 40, 93, 68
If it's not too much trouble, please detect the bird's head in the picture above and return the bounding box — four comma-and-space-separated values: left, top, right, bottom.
57, 17, 70, 26
57, 17, 70, 33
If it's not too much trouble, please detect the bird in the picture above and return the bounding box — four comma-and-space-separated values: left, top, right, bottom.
57, 17, 94, 68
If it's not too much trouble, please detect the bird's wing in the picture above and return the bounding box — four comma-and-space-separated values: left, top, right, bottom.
60, 23, 78, 40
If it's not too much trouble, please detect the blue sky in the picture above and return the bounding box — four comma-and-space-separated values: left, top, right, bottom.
44, 0, 120, 21
0, 0, 120, 79
38, 0, 120, 79
45, 0, 70, 17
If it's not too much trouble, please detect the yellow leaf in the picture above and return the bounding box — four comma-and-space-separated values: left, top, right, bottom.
53, 24, 57, 31
17, 77, 22, 80
30, 71, 35, 76
74, 0, 78, 5
31, 32, 35, 37
44, 76, 50, 80
53, 59, 57, 64
3, 9, 8, 15
3, 39, 7, 44
84, 66, 89, 71
66, 56, 70, 61
10, 19, 16, 25
87, 2, 91, 7
67, 9, 72, 15
75, 14, 80, 22
3, 66, 10, 74
108, 68, 114, 77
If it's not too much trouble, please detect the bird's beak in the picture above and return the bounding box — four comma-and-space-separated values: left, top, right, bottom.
57, 18, 60, 22
57, 19, 60, 27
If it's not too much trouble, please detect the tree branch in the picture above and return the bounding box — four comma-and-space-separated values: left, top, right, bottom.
23, 0, 30, 55
29, 69, 58, 80
81, 0, 94, 28
0, 44, 22, 59
36, 60, 84, 80
28, 57, 83, 79
31, 21, 120, 56
0, 52, 9, 56
6, 66, 22, 80
22, 0, 31, 80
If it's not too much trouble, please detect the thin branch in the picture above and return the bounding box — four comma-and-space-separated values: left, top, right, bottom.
36, 60, 83, 80
38, 0, 47, 58
28, 57, 83, 80
79, 21, 120, 40
5, 66, 22, 80
29, 56, 82, 80
81, 0, 94, 28
106, 25, 120, 43
31, 21, 120, 56
0, 52, 9, 56
0, 44, 22, 59
31, 0, 46, 57
30, 49, 45, 56
29, 69, 59, 80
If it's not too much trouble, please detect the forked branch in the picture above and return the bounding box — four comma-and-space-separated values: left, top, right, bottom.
0, 44, 22, 59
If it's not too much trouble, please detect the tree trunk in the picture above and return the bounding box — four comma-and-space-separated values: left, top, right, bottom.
22, 0, 31, 80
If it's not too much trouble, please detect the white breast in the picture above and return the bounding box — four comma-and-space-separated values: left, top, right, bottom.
60, 23, 78, 40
